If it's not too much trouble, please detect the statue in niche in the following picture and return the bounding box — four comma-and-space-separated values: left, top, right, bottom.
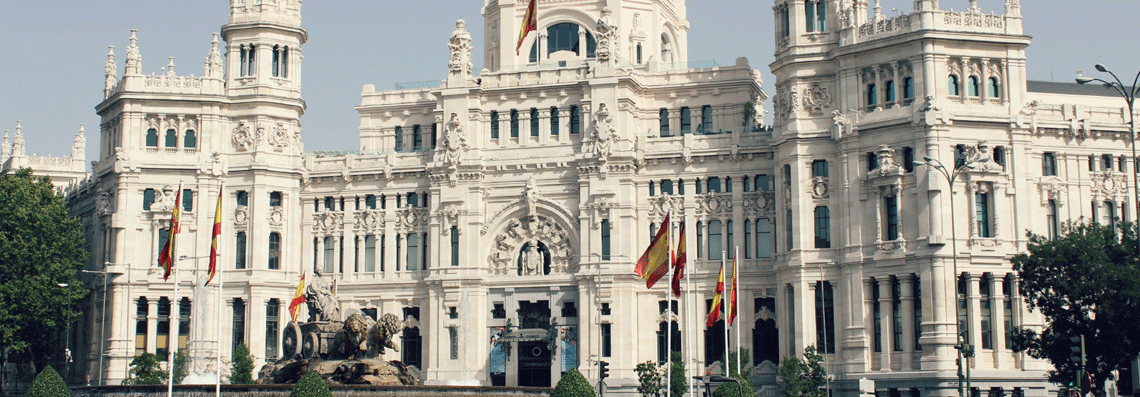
519, 241, 547, 276
448, 19, 473, 77
437, 113, 468, 167
595, 8, 619, 63
586, 103, 617, 161
305, 268, 342, 322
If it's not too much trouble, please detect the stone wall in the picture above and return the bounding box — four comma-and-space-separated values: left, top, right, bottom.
71, 385, 550, 397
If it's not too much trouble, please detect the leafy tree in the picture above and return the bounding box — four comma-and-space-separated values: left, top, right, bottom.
635, 361, 663, 397
552, 368, 596, 397
290, 370, 332, 397
229, 343, 254, 384
1010, 220, 1140, 396
713, 374, 755, 397
172, 349, 190, 384
668, 351, 687, 397
777, 346, 827, 397
25, 366, 69, 397
726, 348, 751, 378
0, 169, 88, 371
123, 353, 167, 385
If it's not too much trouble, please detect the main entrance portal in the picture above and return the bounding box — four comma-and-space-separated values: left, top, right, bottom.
517, 300, 552, 387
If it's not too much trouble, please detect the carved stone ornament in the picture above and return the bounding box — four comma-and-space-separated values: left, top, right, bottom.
439, 204, 466, 235
488, 216, 573, 275
269, 206, 284, 226
774, 85, 799, 122
742, 191, 775, 217
313, 212, 344, 237
594, 8, 619, 64
869, 145, 904, 178
648, 196, 684, 220
833, 110, 861, 137
269, 122, 291, 149
583, 103, 617, 162
97, 190, 114, 215
811, 177, 829, 199
234, 205, 249, 225
448, 19, 474, 78
395, 207, 430, 233
695, 193, 733, 219
435, 113, 469, 168
525, 177, 542, 220
802, 82, 832, 115
233, 121, 255, 151
586, 196, 616, 229
964, 141, 1005, 173
1092, 171, 1128, 203
1038, 176, 1067, 206
149, 185, 178, 212
354, 209, 385, 234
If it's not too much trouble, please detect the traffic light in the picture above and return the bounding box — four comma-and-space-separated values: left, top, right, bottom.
1070, 335, 1085, 365
599, 360, 610, 381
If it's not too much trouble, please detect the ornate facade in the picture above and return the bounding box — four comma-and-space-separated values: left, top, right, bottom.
12, 0, 1137, 396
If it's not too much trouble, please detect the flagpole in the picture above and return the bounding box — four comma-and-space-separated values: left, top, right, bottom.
683, 219, 693, 397
167, 181, 183, 397
721, 251, 728, 377
665, 210, 672, 397
216, 181, 223, 397
734, 245, 741, 378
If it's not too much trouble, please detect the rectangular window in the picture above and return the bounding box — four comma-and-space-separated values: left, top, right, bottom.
893, 279, 903, 352
422, 232, 429, 270
601, 323, 612, 357
236, 190, 248, 206
701, 105, 713, 131
490, 111, 500, 139
1102, 154, 1113, 171
394, 126, 404, 152
873, 281, 882, 353
707, 177, 721, 193
660, 109, 670, 136
757, 218, 773, 258
266, 300, 279, 359
182, 189, 194, 212
157, 298, 170, 360
744, 220, 752, 259
1003, 276, 1014, 349
727, 220, 734, 259
680, 107, 691, 133
431, 123, 438, 149
696, 222, 703, 259
913, 277, 923, 350
135, 298, 148, 356
1041, 152, 1057, 176
406, 233, 419, 271
364, 235, 376, 272
786, 209, 794, 252
270, 191, 282, 207
449, 327, 459, 360
146, 129, 158, 147
570, 106, 581, 134
451, 227, 459, 267
530, 108, 539, 137
413, 125, 423, 151
981, 276, 993, 349
365, 195, 377, 210
235, 231, 247, 269
813, 281, 835, 354
903, 147, 915, 173
885, 196, 899, 240
601, 219, 611, 261
232, 298, 246, 353
402, 307, 422, 368
144, 188, 156, 211
380, 234, 386, 272
757, 175, 770, 191
958, 275, 969, 345
976, 191, 991, 238
510, 109, 520, 138
1047, 199, 1059, 239
708, 220, 723, 260
814, 206, 831, 248
323, 237, 335, 273
268, 232, 281, 270
812, 160, 829, 178
661, 180, 673, 195
550, 107, 560, 136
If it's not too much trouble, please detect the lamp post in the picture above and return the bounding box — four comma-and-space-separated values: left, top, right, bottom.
57, 283, 72, 385
1077, 65, 1140, 243
83, 264, 125, 386
914, 156, 976, 397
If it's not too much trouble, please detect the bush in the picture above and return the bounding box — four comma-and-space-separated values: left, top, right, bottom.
123, 353, 167, 385
669, 351, 687, 397
26, 366, 69, 397
290, 370, 332, 397
172, 350, 190, 384
635, 361, 663, 397
229, 343, 254, 384
713, 375, 755, 397
552, 368, 596, 397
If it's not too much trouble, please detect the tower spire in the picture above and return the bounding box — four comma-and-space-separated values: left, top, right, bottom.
125, 29, 141, 75
105, 46, 118, 98
205, 33, 224, 78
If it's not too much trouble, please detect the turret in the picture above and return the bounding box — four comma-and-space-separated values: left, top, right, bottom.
104, 46, 117, 99
11, 121, 24, 158
222, 0, 307, 100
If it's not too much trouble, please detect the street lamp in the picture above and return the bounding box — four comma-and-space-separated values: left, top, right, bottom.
914, 156, 976, 397
1077, 65, 1140, 248
83, 264, 125, 386
56, 283, 72, 385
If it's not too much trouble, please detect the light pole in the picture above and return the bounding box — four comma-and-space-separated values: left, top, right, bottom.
914, 156, 976, 397
1077, 65, 1140, 245
83, 264, 125, 386
57, 283, 72, 385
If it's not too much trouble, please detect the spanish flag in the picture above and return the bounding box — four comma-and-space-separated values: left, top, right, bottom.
635, 213, 671, 288
516, 0, 538, 55
727, 255, 739, 326
706, 260, 725, 327
670, 223, 687, 298
158, 183, 183, 281
289, 272, 306, 322
206, 185, 222, 286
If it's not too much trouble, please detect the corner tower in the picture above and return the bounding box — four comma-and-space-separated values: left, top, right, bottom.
222, 0, 307, 105
481, 0, 689, 71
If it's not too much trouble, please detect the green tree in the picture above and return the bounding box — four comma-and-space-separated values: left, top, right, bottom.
1010, 220, 1140, 396
25, 366, 69, 397
551, 368, 596, 397
635, 361, 663, 397
229, 343, 254, 384
290, 370, 332, 397
0, 169, 88, 371
172, 349, 190, 384
668, 351, 687, 397
123, 353, 167, 385
726, 348, 751, 378
777, 346, 827, 397
713, 374, 755, 397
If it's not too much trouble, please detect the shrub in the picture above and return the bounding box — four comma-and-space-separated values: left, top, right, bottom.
123, 353, 167, 385
669, 351, 687, 397
635, 361, 663, 397
172, 349, 190, 384
713, 375, 755, 397
26, 366, 69, 397
229, 343, 254, 384
551, 368, 596, 397
290, 370, 332, 397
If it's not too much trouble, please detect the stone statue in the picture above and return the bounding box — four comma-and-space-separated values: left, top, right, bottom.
305, 269, 342, 322
125, 30, 141, 75
448, 19, 473, 77
595, 8, 619, 64
525, 177, 540, 219
150, 185, 177, 212
233, 121, 255, 151
586, 103, 617, 161
523, 243, 543, 275
436, 113, 468, 167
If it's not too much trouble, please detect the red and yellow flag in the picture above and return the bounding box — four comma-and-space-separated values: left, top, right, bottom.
516, 0, 538, 55
670, 222, 687, 298
158, 183, 183, 281
706, 260, 725, 327
635, 213, 671, 288
289, 272, 307, 322
727, 255, 739, 326
206, 185, 222, 285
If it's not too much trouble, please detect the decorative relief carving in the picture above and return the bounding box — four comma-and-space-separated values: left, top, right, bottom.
583, 103, 617, 162
695, 193, 733, 220
1091, 171, 1128, 203
742, 191, 775, 217
313, 212, 343, 236
594, 8, 619, 65
869, 145, 904, 178
354, 209, 385, 235
234, 205, 249, 226
435, 113, 469, 169
395, 207, 430, 233
149, 185, 177, 212
802, 82, 831, 115
648, 196, 684, 221
774, 85, 799, 122
269, 206, 284, 227
586, 196, 616, 229
964, 141, 1005, 173
448, 19, 474, 78
833, 110, 861, 137
233, 121, 255, 151
488, 216, 572, 275
1038, 176, 1067, 206
439, 204, 466, 235
811, 177, 829, 199
269, 122, 291, 149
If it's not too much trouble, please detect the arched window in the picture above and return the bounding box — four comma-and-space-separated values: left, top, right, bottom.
903, 77, 914, 99
165, 129, 177, 148
184, 130, 196, 148
885, 80, 896, 102
661, 34, 672, 62
968, 76, 980, 97
867, 84, 878, 105
146, 128, 158, 147
988, 77, 1001, 98
949, 75, 960, 96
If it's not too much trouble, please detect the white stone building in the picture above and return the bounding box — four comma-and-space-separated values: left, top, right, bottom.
15, 0, 1135, 396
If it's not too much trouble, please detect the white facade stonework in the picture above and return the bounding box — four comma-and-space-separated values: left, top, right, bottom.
11, 0, 1133, 396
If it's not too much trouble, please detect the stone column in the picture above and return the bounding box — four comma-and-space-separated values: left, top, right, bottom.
878, 278, 894, 369
959, 58, 970, 102
147, 299, 159, 355
863, 278, 875, 368
890, 62, 901, 107
967, 273, 983, 361
538, 32, 548, 63
873, 65, 883, 110
315, 236, 324, 274
979, 58, 989, 102
538, 109, 551, 144
991, 274, 1007, 369
900, 275, 916, 370
993, 183, 1004, 241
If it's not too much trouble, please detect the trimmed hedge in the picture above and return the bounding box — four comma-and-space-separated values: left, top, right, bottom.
290, 370, 332, 397
551, 368, 596, 397
26, 366, 69, 397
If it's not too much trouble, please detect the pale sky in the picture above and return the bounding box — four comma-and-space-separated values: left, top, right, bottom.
0, 0, 1136, 159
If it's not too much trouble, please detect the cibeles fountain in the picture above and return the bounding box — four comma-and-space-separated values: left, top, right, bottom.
256, 269, 421, 385
183, 275, 224, 384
